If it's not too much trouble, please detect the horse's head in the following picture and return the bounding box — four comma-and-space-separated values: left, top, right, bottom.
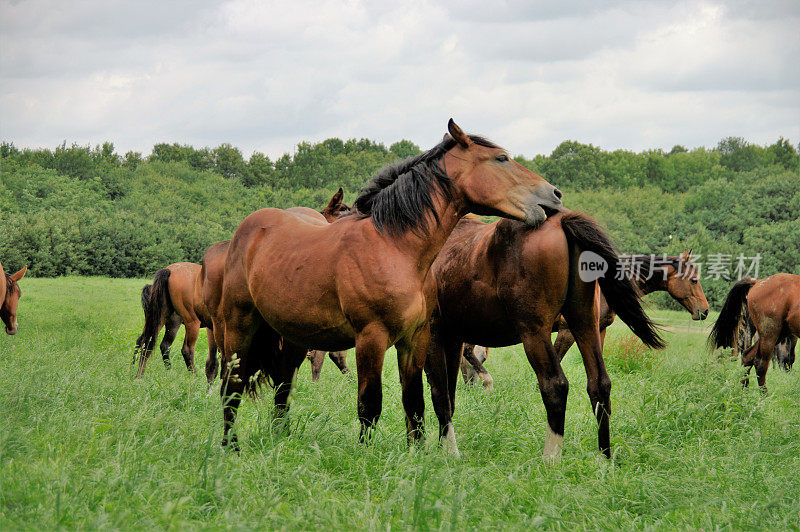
320, 187, 350, 222
665, 250, 709, 320
1, 266, 27, 335
443, 119, 562, 226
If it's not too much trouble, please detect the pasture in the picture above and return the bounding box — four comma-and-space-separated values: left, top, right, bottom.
2, 277, 800, 529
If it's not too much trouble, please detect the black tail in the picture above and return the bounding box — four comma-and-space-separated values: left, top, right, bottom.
708, 278, 757, 350
141, 269, 172, 351
140, 284, 152, 310
561, 212, 665, 349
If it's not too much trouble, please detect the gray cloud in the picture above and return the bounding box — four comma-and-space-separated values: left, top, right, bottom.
1, 0, 797, 160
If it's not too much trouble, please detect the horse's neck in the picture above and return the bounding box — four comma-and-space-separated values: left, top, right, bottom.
637, 272, 667, 295
394, 195, 465, 275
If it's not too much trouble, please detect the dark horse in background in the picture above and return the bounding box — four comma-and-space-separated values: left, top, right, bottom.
214, 119, 563, 452
425, 213, 664, 460
0, 261, 27, 335
709, 273, 800, 390
735, 309, 796, 371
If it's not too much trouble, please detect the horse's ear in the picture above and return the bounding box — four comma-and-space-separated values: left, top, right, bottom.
10, 266, 27, 282
683, 248, 693, 260
326, 188, 344, 210
447, 119, 470, 149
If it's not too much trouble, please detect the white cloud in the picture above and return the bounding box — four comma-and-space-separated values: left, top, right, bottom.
0, 0, 797, 159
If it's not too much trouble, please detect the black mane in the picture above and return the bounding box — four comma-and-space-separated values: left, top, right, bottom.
4, 273, 18, 294
353, 135, 499, 236
635, 254, 694, 287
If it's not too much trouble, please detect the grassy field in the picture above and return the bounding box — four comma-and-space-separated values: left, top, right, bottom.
2, 277, 800, 529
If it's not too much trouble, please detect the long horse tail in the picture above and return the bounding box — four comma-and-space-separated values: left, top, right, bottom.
560, 212, 665, 349
141, 269, 172, 350
708, 277, 757, 350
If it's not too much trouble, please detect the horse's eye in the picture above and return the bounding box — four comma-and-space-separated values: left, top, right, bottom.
691, 279, 698, 284
495, 154, 509, 162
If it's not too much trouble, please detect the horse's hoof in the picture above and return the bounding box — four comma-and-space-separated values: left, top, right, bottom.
221, 438, 240, 452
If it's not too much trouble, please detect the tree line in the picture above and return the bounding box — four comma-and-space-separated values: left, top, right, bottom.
1, 136, 797, 309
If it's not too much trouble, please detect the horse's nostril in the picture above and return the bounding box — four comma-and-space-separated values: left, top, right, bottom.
553, 188, 563, 200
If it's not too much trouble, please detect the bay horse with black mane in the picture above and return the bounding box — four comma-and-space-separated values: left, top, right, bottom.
709, 273, 800, 390
0, 261, 27, 335
425, 213, 664, 459
216, 119, 563, 451
134, 262, 212, 377
202, 189, 351, 384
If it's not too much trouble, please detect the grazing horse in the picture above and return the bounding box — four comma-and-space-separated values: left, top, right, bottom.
735, 306, 795, 372
425, 213, 664, 460
202, 189, 351, 384
134, 262, 213, 377
216, 119, 563, 451
0, 262, 27, 335
709, 273, 800, 390
553, 251, 708, 360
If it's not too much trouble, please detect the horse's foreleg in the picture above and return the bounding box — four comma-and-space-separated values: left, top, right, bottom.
181, 319, 200, 373
397, 325, 430, 445
354, 325, 389, 443
521, 329, 569, 463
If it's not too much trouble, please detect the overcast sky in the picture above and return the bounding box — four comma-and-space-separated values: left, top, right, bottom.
1, 0, 798, 159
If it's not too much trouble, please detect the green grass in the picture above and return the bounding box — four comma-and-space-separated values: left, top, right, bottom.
2, 278, 799, 529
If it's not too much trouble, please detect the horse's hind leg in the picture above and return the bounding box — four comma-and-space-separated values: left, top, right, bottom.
424, 319, 462, 456
755, 333, 779, 392
520, 328, 569, 463
159, 313, 182, 369
461, 344, 493, 390
553, 328, 576, 362
308, 350, 325, 381
180, 319, 200, 373
220, 305, 258, 450
328, 351, 350, 374
205, 327, 219, 384
396, 325, 430, 446
562, 283, 611, 458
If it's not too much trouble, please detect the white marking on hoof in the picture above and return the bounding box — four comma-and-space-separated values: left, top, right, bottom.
443, 423, 461, 458
543, 423, 563, 464
480, 374, 494, 391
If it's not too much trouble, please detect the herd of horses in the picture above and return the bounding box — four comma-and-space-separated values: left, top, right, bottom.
2, 120, 797, 461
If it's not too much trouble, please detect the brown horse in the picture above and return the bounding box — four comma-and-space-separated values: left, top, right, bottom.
0, 261, 27, 335
709, 273, 800, 390
553, 251, 708, 360
134, 262, 214, 377
202, 189, 351, 384
734, 304, 795, 372
216, 119, 563, 451
425, 213, 664, 459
